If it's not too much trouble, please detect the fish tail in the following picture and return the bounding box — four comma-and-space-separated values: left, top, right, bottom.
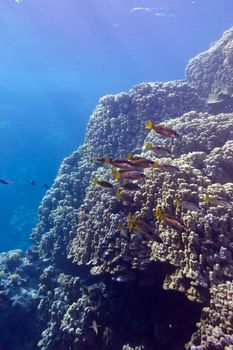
152, 161, 160, 168
154, 207, 162, 219
93, 178, 98, 185
104, 156, 110, 165
126, 153, 132, 160
145, 142, 152, 150
113, 170, 121, 179
173, 199, 181, 207
203, 194, 209, 203
145, 120, 154, 129
115, 189, 121, 197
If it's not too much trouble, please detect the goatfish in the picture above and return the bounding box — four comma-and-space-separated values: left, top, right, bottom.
126, 154, 146, 162
202, 194, 232, 209
0, 178, 11, 185
112, 169, 146, 180
154, 207, 186, 231
93, 156, 112, 165
111, 159, 133, 168
117, 181, 141, 191
173, 199, 202, 213
145, 120, 180, 138
153, 163, 179, 174
93, 178, 114, 189
128, 158, 157, 168
144, 142, 171, 157
127, 213, 152, 237
115, 189, 134, 204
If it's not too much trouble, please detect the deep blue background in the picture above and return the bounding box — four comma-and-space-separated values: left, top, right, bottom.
0, 0, 233, 251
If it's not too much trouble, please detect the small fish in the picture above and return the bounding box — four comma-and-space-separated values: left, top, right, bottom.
154, 207, 186, 231
173, 199, 202, 212
115, 189, 134, 203
129, 158, 156, 168
91, 320, 100, 336
43, 183, 50, 189
154, 163, 179, 174
93, 156, 112, 165
145, 120, 180, 138
0, 178, 11, 185
117, 181, 141, 191
29, 180, 36, 186
93, 178, 114, 189
112, 169, 146, 180
126, 213, 152, 238
79, 208, 89, 220
110, 159, 133, 168
144, 142, 171, 157
126, 154, 146, 162
133, 220, 153, 239
202, 194, 232, 209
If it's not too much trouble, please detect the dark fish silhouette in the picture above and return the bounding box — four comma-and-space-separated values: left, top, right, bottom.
0, 178, 11, 185
43, 183, 50, 189
30, 180, 36, 186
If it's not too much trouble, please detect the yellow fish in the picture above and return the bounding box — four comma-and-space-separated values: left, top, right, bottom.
173, 199, 202, 212
93, 178, 113, 188
202, 194, 232, 209
112, 169, 146, 180
145, 120, 180, 138
154, 207, 186, 231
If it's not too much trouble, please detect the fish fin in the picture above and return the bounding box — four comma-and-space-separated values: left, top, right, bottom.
203, 194, 209, 203
93, 178, 98, 185
152, 161, 160, 168
115, 171, 121, 180
115, 189, 121, 197
173, 199, 181, 207
154, 207, 162, 219
144, 142, 152, 150
145, 120, 153, 129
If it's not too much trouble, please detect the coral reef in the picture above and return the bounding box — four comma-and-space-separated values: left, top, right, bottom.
1, 26, 233, 350
186, 26, 233, 113
0, 249, 43, 350
33, 27, 233, 350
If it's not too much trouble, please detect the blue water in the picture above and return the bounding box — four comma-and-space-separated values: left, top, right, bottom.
0, 0, 233, 251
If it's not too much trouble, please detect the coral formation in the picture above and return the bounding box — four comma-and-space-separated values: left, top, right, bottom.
186, 27, 233, 113
34, 27, 233, 350
0, 249, 43, 350
1, 26, 233, 350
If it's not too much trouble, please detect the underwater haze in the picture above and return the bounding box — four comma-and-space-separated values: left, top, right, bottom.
1, 0, 233, 252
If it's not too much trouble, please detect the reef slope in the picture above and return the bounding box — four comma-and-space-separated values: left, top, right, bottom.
1, 27, 233, 350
